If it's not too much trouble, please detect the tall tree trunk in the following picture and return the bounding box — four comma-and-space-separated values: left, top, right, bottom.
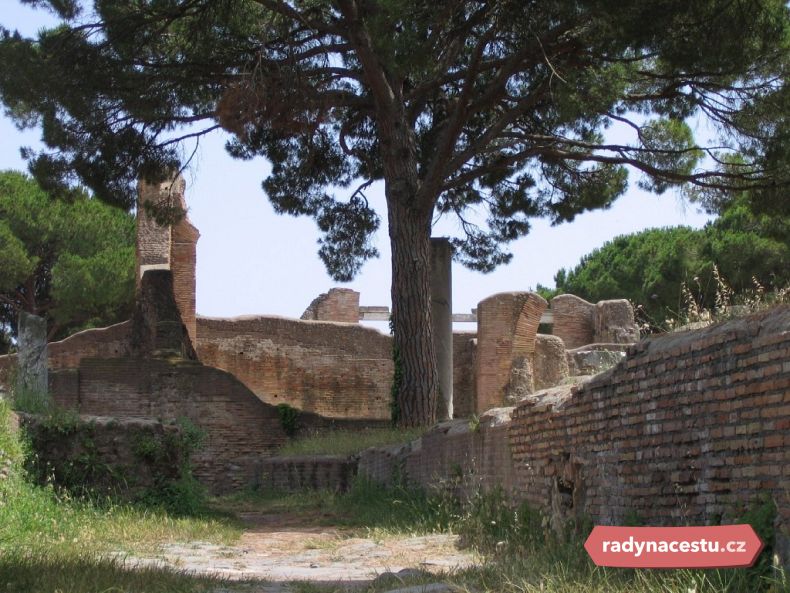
387, 194, 438, 427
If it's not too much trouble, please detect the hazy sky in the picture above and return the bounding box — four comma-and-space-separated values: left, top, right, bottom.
0, 3, 714, 326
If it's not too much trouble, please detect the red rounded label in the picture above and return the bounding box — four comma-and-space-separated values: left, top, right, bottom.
584, 525, 763, 568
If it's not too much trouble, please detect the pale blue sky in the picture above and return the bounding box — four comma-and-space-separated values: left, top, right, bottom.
0, 3, 714, 324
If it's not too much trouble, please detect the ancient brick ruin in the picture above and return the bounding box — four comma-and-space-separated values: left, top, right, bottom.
0, 176, 786, 566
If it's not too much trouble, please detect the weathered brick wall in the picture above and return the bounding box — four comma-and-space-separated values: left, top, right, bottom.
136, 178, 173, 278
254, 455, 358, 492
357, 408, 516, 499
550, 294, 595, 349
171, 214, 199, 344
21, 414, 185, 499
360, 306, 789, 549
452, 332, 477, 418
301, 288, 360, 323
511, 305, 790, 532
475, 292, 547, 413
196, 315, 393, 419
0, 321, 132, 380
51, 357, 289, 494
136, 175, 198, 344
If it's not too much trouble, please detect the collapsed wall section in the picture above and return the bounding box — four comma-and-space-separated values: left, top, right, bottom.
136, 175, 199, 344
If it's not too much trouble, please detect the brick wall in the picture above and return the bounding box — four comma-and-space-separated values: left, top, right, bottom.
51, 357, 289, 494
171, 214, 199, 344
254, 455, 358, 492
357, 408, 516, 499
0, 321, 132, 379
301, 288, 360, 323
136, 175, 198, 344
21, 414, 185, 499
510, 305, 790, 532
196, 315, 393, 419
551, 294, 595, 349
360, 306, 790, 546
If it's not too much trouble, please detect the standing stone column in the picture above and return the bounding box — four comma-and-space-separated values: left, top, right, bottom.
431, 238, 453, 420
16, 311, 48, 398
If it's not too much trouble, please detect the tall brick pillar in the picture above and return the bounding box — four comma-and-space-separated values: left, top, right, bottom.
430, 237, 453, 420
136, 175, 199, 344
475, 292, 547, 413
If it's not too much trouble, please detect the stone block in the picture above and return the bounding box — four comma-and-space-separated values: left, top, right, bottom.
594, 299, 639, 344
16, 311, 48, 397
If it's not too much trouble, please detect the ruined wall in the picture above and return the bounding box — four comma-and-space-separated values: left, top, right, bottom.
254, 455, 358, 493
0, 321, 132, 381
533, 334, 570, 390
22, 414, 186, 499
136, 175, 199, 343
510, 305, 790, 531
550, 294, 595, 349
358, 408, 515, 499
50, 357, 288, 494
301, 288, 360, 323
196, 315, 393, 419
360, 306, 790, 543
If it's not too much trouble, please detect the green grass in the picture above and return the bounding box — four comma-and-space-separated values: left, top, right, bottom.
0, 398, 243, 592
277, 426, 425, 457
223, 477, 459, 536
233, 481, 789, 593
0, 552, 244, 593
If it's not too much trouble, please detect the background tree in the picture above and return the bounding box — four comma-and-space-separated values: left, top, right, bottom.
553, 195, 790, 326
1, 1, 788, 424
0, 170, 135, 352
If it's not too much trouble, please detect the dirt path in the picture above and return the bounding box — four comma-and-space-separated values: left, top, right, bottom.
117, 509, 477, 590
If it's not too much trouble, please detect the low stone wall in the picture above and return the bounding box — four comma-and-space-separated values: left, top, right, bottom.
49, 357, 289, 494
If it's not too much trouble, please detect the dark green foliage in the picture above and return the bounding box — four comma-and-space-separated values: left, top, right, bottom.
554, 196, 790, 327
0, 1, 787, 275
0, 170, 135, 345
25, 413, 208, 516
275, 404, 300, 437
136, 418, 207, 516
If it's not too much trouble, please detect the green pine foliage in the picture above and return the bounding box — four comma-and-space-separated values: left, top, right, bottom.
0, 170, 135, 348
553, 195, 790, 327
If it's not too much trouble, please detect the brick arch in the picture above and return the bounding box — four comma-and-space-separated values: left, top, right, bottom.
475, 292, 548, 413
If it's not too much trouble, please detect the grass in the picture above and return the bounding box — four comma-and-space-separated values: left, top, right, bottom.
3, 393, 788, 593
0, 398, 244, 592
0, 552, 241, 593
231, 481, 789, 593
222, 477, 458, 536
277, 426, 425, 457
